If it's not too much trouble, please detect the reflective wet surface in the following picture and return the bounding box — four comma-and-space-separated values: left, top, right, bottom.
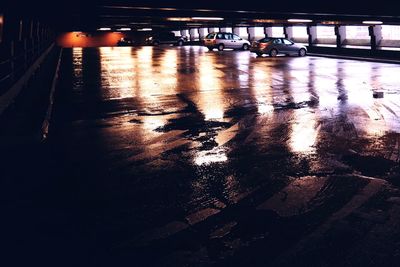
21, 46, 400, 266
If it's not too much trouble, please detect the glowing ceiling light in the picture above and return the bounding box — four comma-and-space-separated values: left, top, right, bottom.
98, 27, 111, 31
117, 27, 131, 31
166, 17, 192, 21
252, 19, 276, 23
287, 19, 313, 23
195, 9, 214, 12
138, 28, 152, 31
191, 17, 224, 21
160, 8, 177, 11
320, 21, 340, 25
362, 21, 383, 25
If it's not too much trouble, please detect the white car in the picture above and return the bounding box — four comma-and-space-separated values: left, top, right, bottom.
203, 32, 250, 51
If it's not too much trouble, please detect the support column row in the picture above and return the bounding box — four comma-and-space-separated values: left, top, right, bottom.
178, 25, 384, 50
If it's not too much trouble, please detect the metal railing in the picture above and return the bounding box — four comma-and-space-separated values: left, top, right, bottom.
0, 37, 54, 95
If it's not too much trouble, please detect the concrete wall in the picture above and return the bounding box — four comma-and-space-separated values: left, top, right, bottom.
57, 32, 126, 47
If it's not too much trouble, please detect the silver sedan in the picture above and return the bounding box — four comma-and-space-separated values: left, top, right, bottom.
250, 37, 307, 57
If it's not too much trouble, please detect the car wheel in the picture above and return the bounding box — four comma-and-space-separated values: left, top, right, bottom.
177, 40, 183, 46
242, 43, 249, 50
269, 49, 278, 57
207, 47, 213, 51
217, 44, 224, 51
256, 52, 262, 57
299, 48, 307, 57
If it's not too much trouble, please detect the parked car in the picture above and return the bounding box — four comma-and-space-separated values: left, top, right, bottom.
250, 37, 307, 57
145, 32, 188, 46
117, 37, 135, 46
203, 32, 250, 51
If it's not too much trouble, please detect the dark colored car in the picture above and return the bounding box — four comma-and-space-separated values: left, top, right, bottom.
250, 37, 307, 57
117, 37, 135, 46
145, 32, 188, 46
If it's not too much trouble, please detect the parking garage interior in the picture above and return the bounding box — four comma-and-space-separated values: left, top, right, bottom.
2, 1, 400, 266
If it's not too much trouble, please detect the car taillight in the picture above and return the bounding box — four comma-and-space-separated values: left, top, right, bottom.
259, 43, 268, 49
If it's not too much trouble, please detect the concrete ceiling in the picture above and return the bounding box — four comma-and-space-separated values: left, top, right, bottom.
4, 0, 400, 31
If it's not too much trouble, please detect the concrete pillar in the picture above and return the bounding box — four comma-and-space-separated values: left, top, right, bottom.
284, 26, 293, 40
208, 27, 217, 33
10, 41, 14, 82
36, 22, 40, 37
35, 22, 40, 56
181, 29, 189, 38
29, 21, 33, 38
18, 20, 23, 41
264, 27, 272, 37
199, 28, 208, 39
197, 28, 201, 40
369, 25, 382, 50
189, 28, 197, 41
307, 26, 317, 46
23, 39, 27, 70
233, 27, 249, 39
220, 27, 232, 33
233, 27, 241, 36
374, 25, 382, 48
335, 25, 346, 48
248, 27, 256, 41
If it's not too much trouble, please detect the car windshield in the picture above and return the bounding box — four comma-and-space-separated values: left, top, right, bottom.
206, 33, 216, 39
258, 38, 272, 43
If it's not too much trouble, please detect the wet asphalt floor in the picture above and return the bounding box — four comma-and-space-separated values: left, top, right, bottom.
4, 45, 400, 266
